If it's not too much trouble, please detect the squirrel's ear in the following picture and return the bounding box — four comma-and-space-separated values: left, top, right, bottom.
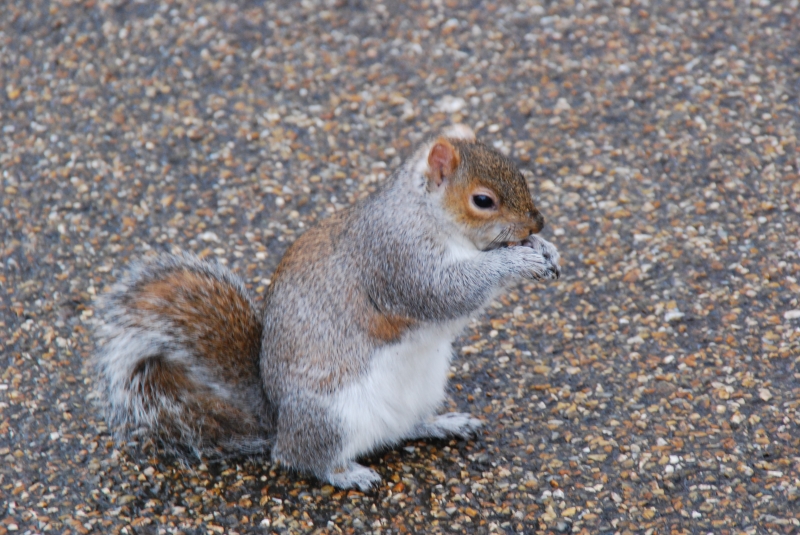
426, 138, 460, 188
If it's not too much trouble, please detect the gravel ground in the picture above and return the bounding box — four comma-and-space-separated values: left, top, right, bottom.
2, 0, 799, 534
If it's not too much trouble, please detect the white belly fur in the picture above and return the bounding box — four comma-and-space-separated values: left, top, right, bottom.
332, 318, 469, 462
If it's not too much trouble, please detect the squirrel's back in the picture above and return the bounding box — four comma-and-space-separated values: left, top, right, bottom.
94, 253, 273, 456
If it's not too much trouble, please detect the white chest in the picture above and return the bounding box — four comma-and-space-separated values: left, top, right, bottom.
331, 319, 469, 462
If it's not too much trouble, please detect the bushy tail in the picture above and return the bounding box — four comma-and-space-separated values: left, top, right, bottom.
93, 253, 273, 456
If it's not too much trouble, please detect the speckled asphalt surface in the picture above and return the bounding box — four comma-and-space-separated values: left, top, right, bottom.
1, 0, 799, 534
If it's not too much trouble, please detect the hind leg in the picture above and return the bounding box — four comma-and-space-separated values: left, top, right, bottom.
406, 412, 483, 441
272, 391, 381, 490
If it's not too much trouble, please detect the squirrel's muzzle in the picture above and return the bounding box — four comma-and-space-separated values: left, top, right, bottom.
529, 211, 545, 234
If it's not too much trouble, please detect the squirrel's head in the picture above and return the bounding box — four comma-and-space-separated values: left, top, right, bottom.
423, 125, 544, 251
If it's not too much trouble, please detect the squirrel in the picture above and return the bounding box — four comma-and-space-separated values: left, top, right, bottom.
93, 125, 561, 490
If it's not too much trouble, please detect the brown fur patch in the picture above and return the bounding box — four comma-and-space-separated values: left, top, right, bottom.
131, 269, 262, 387
131, 355, 194, 399
368, 312, 416, 343
132, 354, 262, 447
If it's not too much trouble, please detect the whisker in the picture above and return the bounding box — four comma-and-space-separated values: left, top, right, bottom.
487, 227, 513, 250
486, 231, 504, 250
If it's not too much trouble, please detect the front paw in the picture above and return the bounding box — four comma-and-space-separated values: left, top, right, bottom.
326, 462, 381, 491
520, 235, 561, 280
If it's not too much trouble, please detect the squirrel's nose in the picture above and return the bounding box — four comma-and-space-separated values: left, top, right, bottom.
529, 211, 544, 234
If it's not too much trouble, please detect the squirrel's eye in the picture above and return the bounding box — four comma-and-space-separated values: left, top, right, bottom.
472, 194, 496, 209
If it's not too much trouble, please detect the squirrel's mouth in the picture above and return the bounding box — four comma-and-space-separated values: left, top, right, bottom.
509, 238, 538, 248
487, 238, 536, 250
482, 223, 539, 252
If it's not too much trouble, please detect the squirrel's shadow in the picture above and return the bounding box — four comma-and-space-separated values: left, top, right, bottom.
116, 432, 483, 495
